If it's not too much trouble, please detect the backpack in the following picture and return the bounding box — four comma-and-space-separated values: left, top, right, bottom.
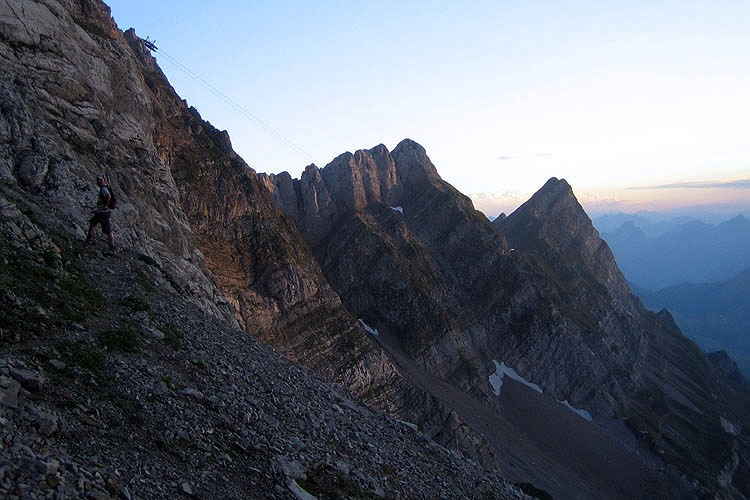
106, 184, 117, 209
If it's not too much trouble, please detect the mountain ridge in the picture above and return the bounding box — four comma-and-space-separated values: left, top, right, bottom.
602, 213, 750, 289
266, 149, 750, 497
2, 1, 750, 499
637, 268, 750, 376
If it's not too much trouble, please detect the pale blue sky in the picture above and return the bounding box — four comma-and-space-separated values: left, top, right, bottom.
106, 1, 750, 216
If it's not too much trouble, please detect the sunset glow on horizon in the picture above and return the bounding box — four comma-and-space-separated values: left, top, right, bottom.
106, 1, 749, 218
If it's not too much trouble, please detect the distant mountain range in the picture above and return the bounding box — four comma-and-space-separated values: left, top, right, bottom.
593, 213, 699, 238
593, 211, 750, 237
599, 215, 750, 290
597, 214, 750, 377
632, 270, 750, 376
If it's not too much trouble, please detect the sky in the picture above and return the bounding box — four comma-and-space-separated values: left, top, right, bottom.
105, 1, 749, 218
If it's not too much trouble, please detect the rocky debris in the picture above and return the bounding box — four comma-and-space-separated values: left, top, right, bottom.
9, 366, 45, 393
0, 376, 21, 409
121, 18, 429, 492
0, 242, 528, 499
0, 0, 528, 496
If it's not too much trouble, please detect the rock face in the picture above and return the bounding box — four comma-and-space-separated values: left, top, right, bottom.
0, 1, 527, 499
266, 150, 750, 497
497, 181, 750, 496
708, 350, 746, 385
263, 141, 508, 356
0, 0, 230, 321
121, 28, 397, 398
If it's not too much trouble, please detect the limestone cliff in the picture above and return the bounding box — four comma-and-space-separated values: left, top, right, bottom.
0, 0, 230, 320
109, 27, 413, 405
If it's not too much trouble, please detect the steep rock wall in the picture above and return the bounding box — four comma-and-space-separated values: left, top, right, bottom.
267, 143, 750, 497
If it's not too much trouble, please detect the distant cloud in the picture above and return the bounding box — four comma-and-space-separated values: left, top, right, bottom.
629, 179, 750, 190
497, 155, 517, 161
469, 191, 531, 217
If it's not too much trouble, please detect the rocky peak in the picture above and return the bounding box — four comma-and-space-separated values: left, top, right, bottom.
0, 2, 529, 498
499, 177, 578, 234
319, 150, 380, 211
257, 170, 299, 219
497, 177, 633, 306
391, 138, 441, 191
6, 1, 750, 499
263, 140, 451, 245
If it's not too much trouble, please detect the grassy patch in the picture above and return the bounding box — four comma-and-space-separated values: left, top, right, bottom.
100, 325, 140, 352
0, 238, 105, 333
60, 340, 106, 371
121, 294, 149, 313
59, 274, 104, 319
161, 322, 183, 349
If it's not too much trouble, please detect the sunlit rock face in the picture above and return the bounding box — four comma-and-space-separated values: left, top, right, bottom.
119, 26, 407, 405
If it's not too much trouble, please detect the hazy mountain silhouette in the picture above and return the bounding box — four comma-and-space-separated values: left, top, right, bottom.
601, 215, 750, 290
634, 269, 750, 376
593, 212, 698, 238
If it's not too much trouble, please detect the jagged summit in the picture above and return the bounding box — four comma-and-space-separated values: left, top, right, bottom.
263, 140, 476, 246
506, 177, 574, 219
0, 1, 530, 498
496, 176, 632, 306
496, 176, 590, 254
262, 147, 750, 497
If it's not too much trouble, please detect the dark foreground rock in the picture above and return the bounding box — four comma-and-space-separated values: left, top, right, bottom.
0, 0, 527, 498
0, 233, 526, 500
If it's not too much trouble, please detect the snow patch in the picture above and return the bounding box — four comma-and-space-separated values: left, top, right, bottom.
488, 362, 592, 421
390, 206, 404, 213
358, 319, 379, 336
489, 360, 543, 396
558, 400, 593, 421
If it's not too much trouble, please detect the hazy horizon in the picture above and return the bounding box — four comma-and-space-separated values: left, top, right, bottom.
106, 1, 749, 218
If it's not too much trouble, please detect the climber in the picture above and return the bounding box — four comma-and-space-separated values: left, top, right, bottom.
85, 173, 116, 254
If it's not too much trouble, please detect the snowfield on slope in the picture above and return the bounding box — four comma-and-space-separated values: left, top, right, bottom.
359, 319, 379, 336
490, 360, 592, 421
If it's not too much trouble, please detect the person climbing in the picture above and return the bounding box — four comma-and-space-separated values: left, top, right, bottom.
85, 173, 116, 254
